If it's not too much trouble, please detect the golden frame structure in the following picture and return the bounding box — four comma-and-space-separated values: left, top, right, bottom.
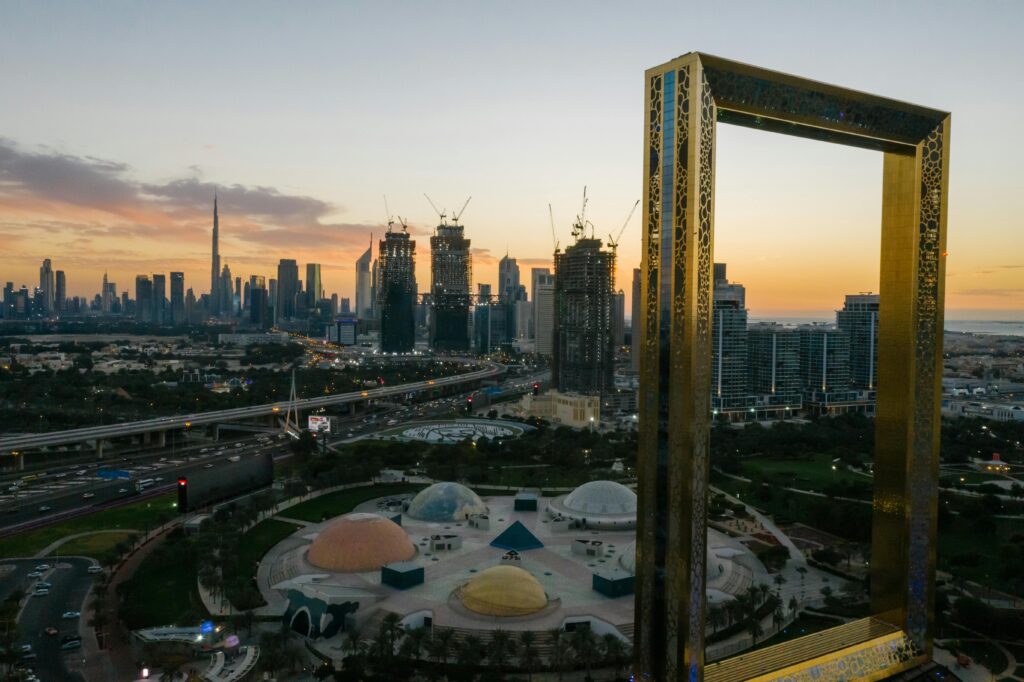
635, 52, 950, 681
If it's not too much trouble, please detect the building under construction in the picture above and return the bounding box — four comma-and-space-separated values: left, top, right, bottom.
552, 235, 615, 396
378, 228, 416, 353
429, 220, 472, 352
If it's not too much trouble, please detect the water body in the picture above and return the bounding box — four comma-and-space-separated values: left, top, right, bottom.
750, 317, 1024, 337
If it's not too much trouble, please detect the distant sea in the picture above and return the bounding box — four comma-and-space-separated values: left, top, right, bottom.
750, 317, 1024, 337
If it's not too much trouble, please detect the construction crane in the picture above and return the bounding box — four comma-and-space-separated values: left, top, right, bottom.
383, 195, 396, 232
608, 199, 640, 251
549, 203, 560, 253
571, 186, 593, 240
396, 215, 409, 233
423, 194, 446, 227
451, 196, 472, 224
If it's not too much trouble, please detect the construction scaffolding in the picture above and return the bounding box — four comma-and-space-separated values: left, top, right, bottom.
552, 236, 615, 397
378, 229, 416, 353
429, 223, 472, 351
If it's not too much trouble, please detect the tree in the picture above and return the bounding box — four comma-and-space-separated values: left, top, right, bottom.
547, 628, 569, 681
488, 628, 514, 673
601, 633, 628, 677
457, 635, 485, 669
708, 605, 726, 634
773, 573, 786, 596
518, 630, 541, 681
571, 627, 599, 679
746, 616, 765, 648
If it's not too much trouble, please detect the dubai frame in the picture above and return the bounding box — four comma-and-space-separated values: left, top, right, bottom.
635, 53, 950, 680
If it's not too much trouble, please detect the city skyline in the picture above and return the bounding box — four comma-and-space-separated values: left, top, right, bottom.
1, 2, 1022, 319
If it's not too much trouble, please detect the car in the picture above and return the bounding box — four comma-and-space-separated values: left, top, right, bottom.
27, 571, 43, 578
60, 635, 81, 643
34, 564, 50, 571
81, 492, 95, 499
60, 640, 81, 651
18, 644, 31, 653
20, 653, 37, 662
87, 565, 103, 574
35, 582, 52, 589
32, 589, 49, 597
44, 627, 58, 636
76, 470, 87, 476
37, 506, 52, 513
154, 476, 163, 482
234, 444, 243, 449
7, 486, 18, 492
204, 464, 214, 469
61, 611, 80, 619
117, 488, 128, 494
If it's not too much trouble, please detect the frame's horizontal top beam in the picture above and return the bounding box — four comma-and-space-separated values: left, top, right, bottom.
648, 52, 949, 148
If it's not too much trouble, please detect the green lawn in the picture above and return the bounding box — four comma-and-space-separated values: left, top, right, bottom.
119, 528, 208, 629
224, 519, 301, 602
50, 531, 139, 565
283, 483, 422, 522
0, 493, 178, 558
740, 452, 870, 491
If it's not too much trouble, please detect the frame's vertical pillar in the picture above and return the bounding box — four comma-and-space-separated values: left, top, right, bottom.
874, 116, 950, 656
636, 53, 715, 681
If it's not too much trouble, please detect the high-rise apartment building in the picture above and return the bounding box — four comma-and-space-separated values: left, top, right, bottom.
430, 221, 472, 351
378, 230, 416, 353
210, 194, 221, 315
355, 242, 374, 320
54, 270, 66, 314
219, 265, 233, 316
530, 267, 551, 339
836, 293, 879, 390
170, 272, 185, 324
611, 290, 626, 348
533, 274, 556, 356
799, 325, 851, 394
306, 263, 322, 309
101, 272, 112, 314
249, 275, 268, 329
552, 237, 615, 396
135, 275, 154, 322
152, 273, 167, 324
39, 259, 55, 315
498, 255, 520, 304
748, 323, 802, 410
275, 259, 299, 323
340, 297, 351, 315
711, 264, 750, 411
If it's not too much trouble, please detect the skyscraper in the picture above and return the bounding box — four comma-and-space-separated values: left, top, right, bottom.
39, 258, 54, 315
101, 272, 111, 314
498, 255, 520, 304
552, 236, 615, 396
799, 325, 852, 395
249, 275, 268, 329
533, 274, 556, 356
378, 229, 416, 353
355, 241, 373, 320
306, 263, 322, 309
836, 293, 880, 390
274, 260, 298, 322
210, 193, 221, 315
340, 297, 351, 315
711, 263, 750, 412
170, 272, 185, 324
54, 270, 66, 314
135, 275, 153, 322
152, 273, 166, 324
429, 219, 472, 351
611, 290, 626, 348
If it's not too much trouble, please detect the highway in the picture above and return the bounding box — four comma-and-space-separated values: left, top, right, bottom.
4, 557, 93, 682
0, 357, 504, 453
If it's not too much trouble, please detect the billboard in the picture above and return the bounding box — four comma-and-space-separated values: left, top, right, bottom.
308, 416, 331, 433
177, 450, 273, 514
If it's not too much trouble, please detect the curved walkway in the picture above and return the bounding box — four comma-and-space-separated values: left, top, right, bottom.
35, 528, 141, 558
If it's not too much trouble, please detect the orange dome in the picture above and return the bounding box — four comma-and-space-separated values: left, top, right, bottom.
307, 513, 415, 572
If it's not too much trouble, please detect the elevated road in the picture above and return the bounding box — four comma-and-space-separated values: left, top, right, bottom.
0, 358, 504, 454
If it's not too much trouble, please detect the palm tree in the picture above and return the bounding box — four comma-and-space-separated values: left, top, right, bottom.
601, 633, 628, 676
708, 605, 726, 634
571, 627, 599, 679
380, 612, 403, 658
788, 595, 799, 615
518, 630, 540, 681
758, 582, 772, 606
344, 629, 365, 658
489, 628, 513, 673
547, 628, 569, 681
773, 573, 786, 596
457, 634, 485, 669
433, 627, 455, 664
404, 625, 428, 661
746, 616, 764, 649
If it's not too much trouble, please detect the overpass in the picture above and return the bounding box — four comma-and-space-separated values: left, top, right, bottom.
0, 358, 504, 457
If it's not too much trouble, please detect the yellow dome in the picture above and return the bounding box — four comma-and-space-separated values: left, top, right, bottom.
308, 513, 415, 572
460, 566, 547, 617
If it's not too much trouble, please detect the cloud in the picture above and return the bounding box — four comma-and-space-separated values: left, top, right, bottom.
998, 264, 1024, 270
141, 178, 336, 226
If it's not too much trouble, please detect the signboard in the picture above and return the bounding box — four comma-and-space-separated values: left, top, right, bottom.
200, 620, 214, 634
308, 416, 331, 433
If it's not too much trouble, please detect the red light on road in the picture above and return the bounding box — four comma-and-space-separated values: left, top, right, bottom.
178, 479, 187, 486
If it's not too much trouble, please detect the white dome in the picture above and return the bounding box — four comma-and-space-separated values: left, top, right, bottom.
406, 482, 487, 522
563, 481, 637, 516
619, 541, 721, 578
619, 541, 636, 573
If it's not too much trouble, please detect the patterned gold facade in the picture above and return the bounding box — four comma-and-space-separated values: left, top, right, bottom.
636, 53, 950, 680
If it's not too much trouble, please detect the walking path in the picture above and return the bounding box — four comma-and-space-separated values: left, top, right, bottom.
34, 528, 141, 558
271, 515, 313, 527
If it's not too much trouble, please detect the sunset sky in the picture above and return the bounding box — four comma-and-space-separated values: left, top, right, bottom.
1, 1, 1022, 319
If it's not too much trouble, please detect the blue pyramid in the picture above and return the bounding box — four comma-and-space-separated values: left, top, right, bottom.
490, 521, 544, 552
